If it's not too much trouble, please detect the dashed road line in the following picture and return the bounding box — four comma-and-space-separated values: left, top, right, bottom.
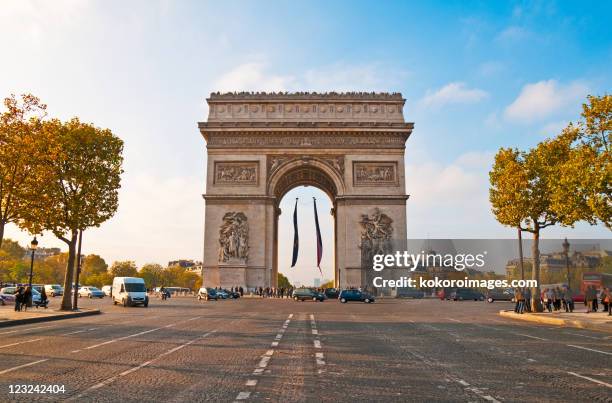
70, 316, 202, 353
0, 325, 57, 335
567, 371, 612, 388
0, 359, 49, 375
236, 313, 293, 401
567, 344, 612, 356
68, 329, 218, 401
311, 314, 325, 373
0, 338, 43, 349
513, 333, 548, 341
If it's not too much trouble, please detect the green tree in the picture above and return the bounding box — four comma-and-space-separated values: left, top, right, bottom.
552, 95, 611, 228
140, 263, 164, 289
490, 132, 575, 311
109, 261, 138, 278
0, 94, 46, 248
17, 117, 123, 310
35, 253, 69, 284
277, 272, 293, 289
80, 254, 108, 285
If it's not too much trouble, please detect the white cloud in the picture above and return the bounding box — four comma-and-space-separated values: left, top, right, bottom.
213, 62, 296, 92
504, 80, 589, 122
539, 120, 569, 137
212, 61, 409, 93
420, 82, 488, 107
496, 26, 530, 42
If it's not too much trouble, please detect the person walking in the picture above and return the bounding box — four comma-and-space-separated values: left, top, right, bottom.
22, 286, 32, 312
514, 288, 524, 314
586, 285, 594, 313
40, 287, 48, 309
14, 286, 24, 312
602, 288, 611, 316
563, 287, 574, 313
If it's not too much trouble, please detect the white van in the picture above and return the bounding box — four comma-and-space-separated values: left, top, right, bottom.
112, 277, 148, 307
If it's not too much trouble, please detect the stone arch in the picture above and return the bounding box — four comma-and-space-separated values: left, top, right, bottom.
267, 157, 345, 202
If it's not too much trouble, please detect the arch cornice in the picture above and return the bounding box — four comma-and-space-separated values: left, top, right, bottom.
267, 156, 346, 201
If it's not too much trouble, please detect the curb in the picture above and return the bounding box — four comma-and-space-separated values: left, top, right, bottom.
0, 309, 101, 328
499, 310, 612, 334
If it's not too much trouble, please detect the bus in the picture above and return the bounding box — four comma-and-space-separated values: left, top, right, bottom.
581, 272, 612, 293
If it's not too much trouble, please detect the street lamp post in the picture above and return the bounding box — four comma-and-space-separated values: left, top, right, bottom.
562, 238, 570, 289
28, 236, 39, 289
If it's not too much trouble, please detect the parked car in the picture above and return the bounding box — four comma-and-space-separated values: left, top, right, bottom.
78, 286, 105, 298
101, 285, 112, 296
293, 288, 325, 302
0, 289, 15, 305
397, 288, 425, 299
0, 286, 43, 306
437, 288, 455, 300
486, 288, 513, 303
44, 284, 64, 297
112, 277, 148, 307
197, 287, 219, 301
339, 289, 375, 303
324, 288, 340, 299
222, 289, 240, 299
450, 288, 484, 301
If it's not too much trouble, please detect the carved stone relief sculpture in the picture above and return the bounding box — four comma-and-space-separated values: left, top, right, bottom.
359, 208, 394, 256
218, 212, 249, 262
214, 162, 258, 185
353, 162, 397, 186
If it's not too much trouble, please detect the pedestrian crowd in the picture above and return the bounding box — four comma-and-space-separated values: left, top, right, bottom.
253, 286, 294, 298
514, 285, 611, 316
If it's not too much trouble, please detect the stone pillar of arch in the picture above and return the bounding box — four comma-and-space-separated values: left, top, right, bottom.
198, 92, 413, 290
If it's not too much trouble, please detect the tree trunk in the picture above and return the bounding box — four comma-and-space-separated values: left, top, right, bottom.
0, 221, 4, 249
517, 227, 524, 281
60, 231, 78, 311
531, 226, 543, 312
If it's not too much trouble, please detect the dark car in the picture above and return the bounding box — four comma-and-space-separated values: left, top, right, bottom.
397, 288, 425, 299
324, 288, 339, 299
197, 287, 219, 301
450, 288, 484, 301
222, 289, 241, 299
293, 288, 325, 302
485, 288, 513, 303
339, 289, 375, 303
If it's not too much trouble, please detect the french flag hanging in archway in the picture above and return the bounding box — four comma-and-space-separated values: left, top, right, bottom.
291, 198, 299, 268
313, 197, 323, 274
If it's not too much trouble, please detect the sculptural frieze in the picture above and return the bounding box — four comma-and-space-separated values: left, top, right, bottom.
214, 162, 258, 185
353, 162, 397, 185
218, 212, 249, 263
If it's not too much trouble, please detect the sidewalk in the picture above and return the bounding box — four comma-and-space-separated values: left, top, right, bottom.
0, 306, 100, 328
499, 309, 612, 333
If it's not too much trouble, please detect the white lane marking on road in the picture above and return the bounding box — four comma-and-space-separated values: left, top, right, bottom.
73, 316, 203, 353
70, 330, 217, 400
0, 338, 42, 349
567, 344, 612, 356
62, 327, 99, 336
567, 371, 612, 388
457, 380, 470, 386
0, 325, 56, 335
311, 314, 326, 371
238, 313, 293, 401
563, 331, 603, 340
0, 359, 49, 375
446, 318, 462, 323
513, 333, 548, 341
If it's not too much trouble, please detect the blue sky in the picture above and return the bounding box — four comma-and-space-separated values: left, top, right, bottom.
1, 1, 610, 284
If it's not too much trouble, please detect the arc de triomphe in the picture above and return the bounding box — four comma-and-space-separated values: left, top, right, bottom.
198, 92, 413, 289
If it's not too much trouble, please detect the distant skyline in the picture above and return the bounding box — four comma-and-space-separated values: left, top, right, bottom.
1, 1, 610, 285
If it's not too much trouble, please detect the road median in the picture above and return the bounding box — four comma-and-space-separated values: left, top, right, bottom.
0, 308, 101, 328
499, 310, 612, 333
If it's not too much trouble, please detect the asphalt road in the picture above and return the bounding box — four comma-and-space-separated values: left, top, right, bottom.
0, 296, 610, 402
